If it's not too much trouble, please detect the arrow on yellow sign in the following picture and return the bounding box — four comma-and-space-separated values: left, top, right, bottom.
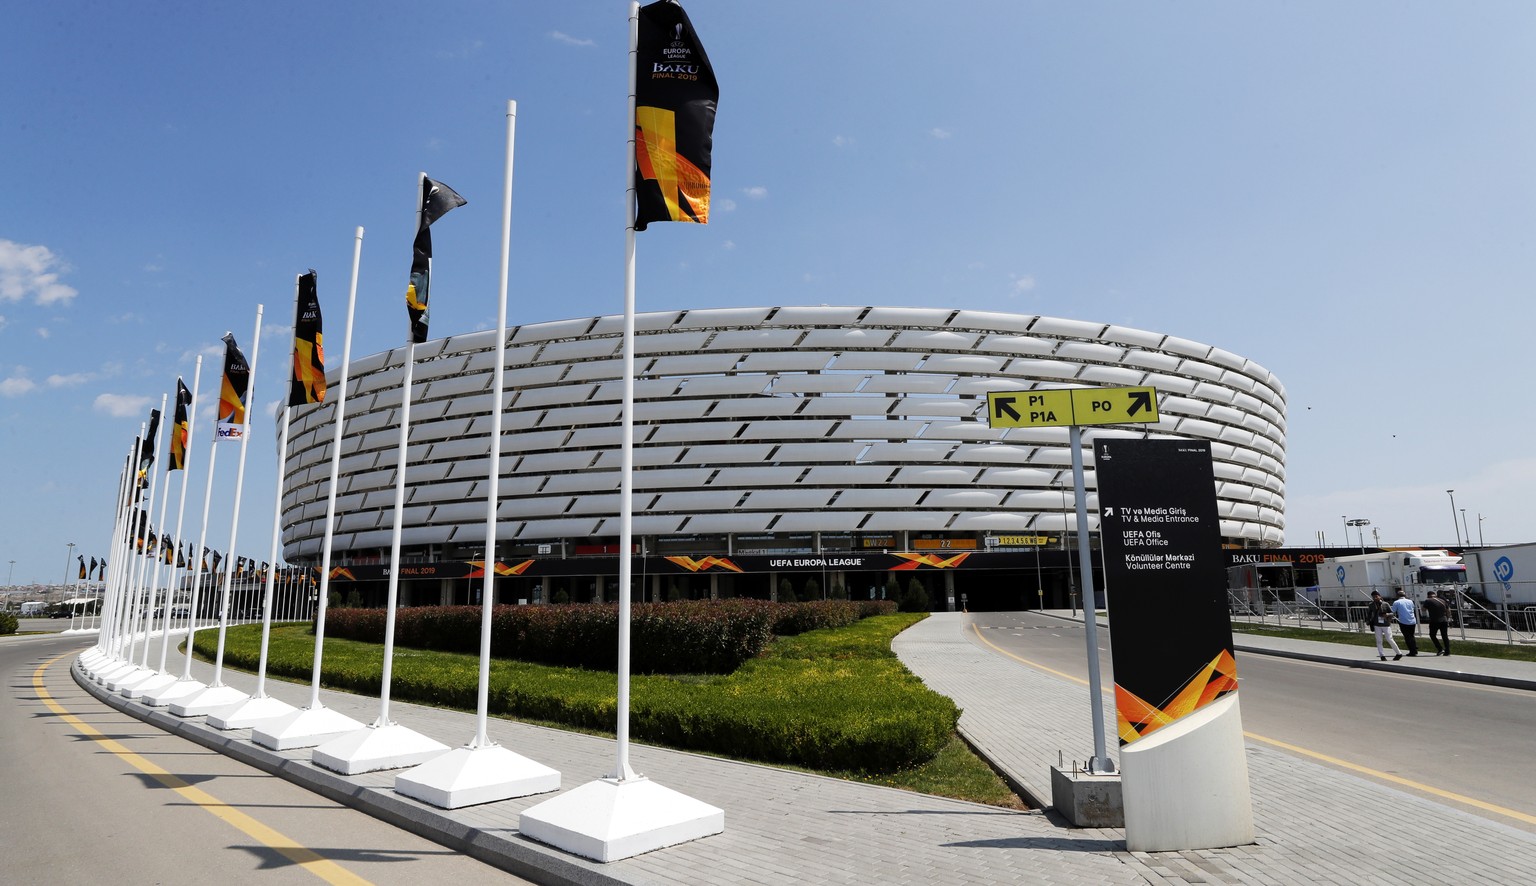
986, 386, 1160, 429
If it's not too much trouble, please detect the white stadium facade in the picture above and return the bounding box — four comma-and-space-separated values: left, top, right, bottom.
280, 306, 1286, 611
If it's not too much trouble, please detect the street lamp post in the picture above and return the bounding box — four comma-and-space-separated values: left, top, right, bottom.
1447, 490, 1462, 547
63, 542, 76, 588
1478, 514, 1486, 547
6, 559, 14, 588
1460, 509, 1471, 549
1346, 519, 1370, 555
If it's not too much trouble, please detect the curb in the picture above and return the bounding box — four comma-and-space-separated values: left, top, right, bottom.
71, 659, 634, 886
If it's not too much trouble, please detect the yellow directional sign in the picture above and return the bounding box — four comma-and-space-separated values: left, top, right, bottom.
986, 386, 1160, 429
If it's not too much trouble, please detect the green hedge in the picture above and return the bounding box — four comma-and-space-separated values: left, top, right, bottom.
197, 610, 954, 773
324, 599, 898, 675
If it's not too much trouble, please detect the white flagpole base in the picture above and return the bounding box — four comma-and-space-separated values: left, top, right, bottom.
121, 672, 178, 699
1122, 693, 1255, 852
92, 661, 137, 684
169, 684, 250, 717
104, 666, 156, 691
62, 627, 100, 636
250, 705, 365, 751
395, 743, 560, 809
312, 722, 450, 776
206, 694, 297, 731
139, 678, 206, 707
79, 650, 107, 668
519, 776, 724, 863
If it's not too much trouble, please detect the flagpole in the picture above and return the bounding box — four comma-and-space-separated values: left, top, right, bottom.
378, 329, 415, 727
158, 359, 202, 674
165, 360, 223, 692
519, 4, 723, 858
309, 229, 363, 711
208, 304, 263, 691
112, 421, 148, 663
253, 279, 303, 702
474, 101, 518, 747
93, 457, 130, 641
135, 392, 173, 672
121, 421, 151, 661
613, 0, 643, 784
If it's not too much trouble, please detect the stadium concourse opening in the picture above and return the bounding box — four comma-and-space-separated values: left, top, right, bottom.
320, 543, 1104, 614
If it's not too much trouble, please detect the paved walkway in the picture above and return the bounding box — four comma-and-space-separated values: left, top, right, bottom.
71, 613, 1536, 885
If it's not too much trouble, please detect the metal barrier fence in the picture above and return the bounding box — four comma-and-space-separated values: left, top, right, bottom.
1228, 582, 1536, 646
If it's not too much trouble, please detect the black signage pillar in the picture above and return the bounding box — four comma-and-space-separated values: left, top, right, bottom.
1093, 437, 1252, 850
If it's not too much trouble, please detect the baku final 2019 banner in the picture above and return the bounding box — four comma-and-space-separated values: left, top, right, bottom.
1094, 439, 1238, 745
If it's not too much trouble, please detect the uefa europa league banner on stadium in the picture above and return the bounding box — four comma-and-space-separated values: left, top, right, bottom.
1093, 438, 1237, 745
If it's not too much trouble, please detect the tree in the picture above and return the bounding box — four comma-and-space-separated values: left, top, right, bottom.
804, 577, 821, 601
900, 577, 931, 613
778, 577, 795, 602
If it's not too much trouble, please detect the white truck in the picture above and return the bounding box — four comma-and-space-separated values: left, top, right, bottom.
1314, 550, 1466, 617
1462, 543, 1536, 629
19, 601, 46, 617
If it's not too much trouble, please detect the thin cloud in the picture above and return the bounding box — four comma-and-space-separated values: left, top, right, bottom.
715, 197, 737, 213
94, 392, 154, 417
47, 372, 93, 387
0, 239, 79, 306
1011, 275, 1037, 295
0, 375, 36, 397
550, 31, 596, 47
832, 135, 853, 148
37, 327, 50, 339
929, 127, 952, 140
742, 186, 768, 199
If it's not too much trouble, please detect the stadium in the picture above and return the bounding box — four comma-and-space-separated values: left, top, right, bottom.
279, 306, 1286, 612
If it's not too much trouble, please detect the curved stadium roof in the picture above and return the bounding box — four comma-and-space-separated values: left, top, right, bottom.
279, 306, 1286, 559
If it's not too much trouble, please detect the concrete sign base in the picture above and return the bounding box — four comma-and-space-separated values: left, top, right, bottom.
206, 694, 296, 730
1121, 694, 1254, 852
250, 705, 365, 751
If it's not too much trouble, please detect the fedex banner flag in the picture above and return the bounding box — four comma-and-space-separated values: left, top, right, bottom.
1093, 438, 1236, 746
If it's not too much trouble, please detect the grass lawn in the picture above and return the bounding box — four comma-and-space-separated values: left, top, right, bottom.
1230, 621, 1536, 663
193, 612, 1025, 809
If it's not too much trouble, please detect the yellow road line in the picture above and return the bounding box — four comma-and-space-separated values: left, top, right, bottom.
35, 652, 372, 886
967, 622, 1536, 828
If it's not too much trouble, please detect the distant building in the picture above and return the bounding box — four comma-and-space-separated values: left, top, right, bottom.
281, 306, 1285, 611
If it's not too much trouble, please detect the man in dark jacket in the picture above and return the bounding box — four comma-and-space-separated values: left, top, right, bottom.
1424, 590, 1452, 656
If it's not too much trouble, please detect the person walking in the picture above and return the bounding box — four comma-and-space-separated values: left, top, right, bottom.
1367, 591, 1403, 661
1391, 589, 1421, 657
1424, 589, 1452, 656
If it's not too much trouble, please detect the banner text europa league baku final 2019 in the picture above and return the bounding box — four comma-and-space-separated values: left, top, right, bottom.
1093, 439, 1238, 746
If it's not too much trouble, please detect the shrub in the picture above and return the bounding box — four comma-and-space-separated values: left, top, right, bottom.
900, 577, 931, 613
803, 577, 820, 601
777, 578, 794, 602
199, 612, 956, 774
0, 611, 17, 635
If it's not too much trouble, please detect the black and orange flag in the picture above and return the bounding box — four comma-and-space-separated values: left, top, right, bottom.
217, 333, 251, 435
96, 558, 105, 581
78, 555, 86, 580
290, 271, 326, 406
405, 177, 467, 344
163, 536, 175, 566
88, 556, 98, 578
634, 0, 718, 231
170, 377, 192, 470
177, 543, 186, 569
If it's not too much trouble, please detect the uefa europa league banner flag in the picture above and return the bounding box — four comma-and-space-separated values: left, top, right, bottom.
170, 377, 192, 470
405, 177, 467, 344
217, 332, 251, 441
290, 270, 326, 406
1093, 438, 1237, 745
634, 0, 718, 231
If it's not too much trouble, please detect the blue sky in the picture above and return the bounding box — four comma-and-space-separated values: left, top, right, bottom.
3, 1, 1533, 585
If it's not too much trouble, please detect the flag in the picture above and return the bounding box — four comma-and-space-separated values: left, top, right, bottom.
88, 556, 98, 579
290, 270, 326, 405
177, 544, 186, 569
129, 434, 146, 504
170, 377, 192, 470
163, 536, 175, 565
217, 333, 251, 436
404, 176, 467, 344
201, 547, 210, 572
633, 0, 718, 231
78, 555, 87, 580
138, 408, 161, 494
96, 559, 105, 581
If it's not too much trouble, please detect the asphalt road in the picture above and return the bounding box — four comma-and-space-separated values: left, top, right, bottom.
0, 633, 533, 885
970, 611, 1536, 833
